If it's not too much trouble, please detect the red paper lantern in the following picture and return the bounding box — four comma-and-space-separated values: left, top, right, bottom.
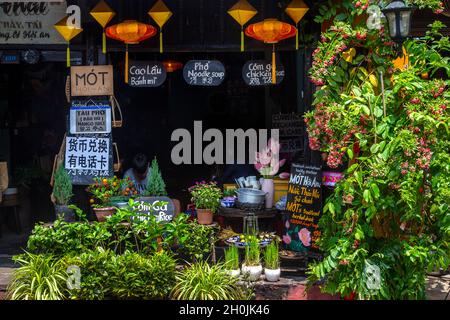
245, 19, 296, 84
163, 60, 183, 73
106, 20, 157, 83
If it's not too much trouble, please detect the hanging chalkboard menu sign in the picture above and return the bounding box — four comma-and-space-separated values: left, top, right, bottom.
128, 61, 167, 87
242, 60, 284, 86
183, 60, 225, 86
134, 196, 175, 223
64, 134, 113, 185
69, 101, 111, 134
284, 164, 322, 253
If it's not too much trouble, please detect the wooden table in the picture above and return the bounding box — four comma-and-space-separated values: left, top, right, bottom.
217, 207, 281, 234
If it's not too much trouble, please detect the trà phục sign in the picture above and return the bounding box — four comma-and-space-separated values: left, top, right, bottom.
70, 65, 114, 96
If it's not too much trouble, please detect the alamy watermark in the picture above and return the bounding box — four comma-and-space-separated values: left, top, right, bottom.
170, 121, 279, 165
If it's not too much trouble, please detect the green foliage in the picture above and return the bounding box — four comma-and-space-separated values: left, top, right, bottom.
264, 241, 279, 270
189, 181, 222, 212
178, 222, 216, 262
244, 237, 261, 266
66, 248, 176, 300
7, 252, 68, 300
306, 7, 450, 299
53, 165, 72, 205
224, 245, 239, 270
170, 261, 251, 300
145, 157, 167, 196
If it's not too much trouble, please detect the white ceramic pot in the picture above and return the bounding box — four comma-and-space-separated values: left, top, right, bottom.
260, 178, 274, 208
227, 269, 241, 277
241, 264, 262, 281
264, 268, 281, 282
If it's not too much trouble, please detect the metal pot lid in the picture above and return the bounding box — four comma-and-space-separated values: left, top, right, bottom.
236, 188, 266, 196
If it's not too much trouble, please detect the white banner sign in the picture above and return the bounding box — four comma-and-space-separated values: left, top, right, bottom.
70, 105, 112, 134
0, 1, 67, 44
65, 136, 110, 172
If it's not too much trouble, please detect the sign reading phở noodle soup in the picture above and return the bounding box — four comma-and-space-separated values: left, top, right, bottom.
242, 60, 284, 86
128, 61, 166, 87
70, 65, 114, 97
65, 134, 113, 185
284, 164, 322, 253
183, 60, 225, 86
134, 196, 175, 223
70, 101, 111, 134
0, 1, 67, 44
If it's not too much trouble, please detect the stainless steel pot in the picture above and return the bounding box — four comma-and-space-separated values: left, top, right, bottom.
236, 188, 266, 205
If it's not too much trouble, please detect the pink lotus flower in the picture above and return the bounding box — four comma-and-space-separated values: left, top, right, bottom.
282, 234, 292, 245
298, 228, 311, 247
254, 139, 286, 178
279, 172, 290, 179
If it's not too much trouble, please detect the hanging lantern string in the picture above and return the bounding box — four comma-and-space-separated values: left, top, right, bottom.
160, 27, 163, 53
272, 44, 276, 85
66, 42, 71, 68
125, 43, 129, 83
295, 23, 299, 50
102, 29, 107, 54
241, 26, 244, 52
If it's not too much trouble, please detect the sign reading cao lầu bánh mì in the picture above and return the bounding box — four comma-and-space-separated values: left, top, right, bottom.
0, 1, 67, 44
183, 60, 225, 86
65, 134, 113, 185
134, 197, 175, 223
284, 164, 322, 253
128, 61, 166, 87
70, 101, 111, 134
242, 60, 284, 86
71, 65, 114, 97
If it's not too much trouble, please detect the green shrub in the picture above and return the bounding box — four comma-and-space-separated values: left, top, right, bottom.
171, 261, 251, 300
65, 248, 176, 300
53, 165, 72, 205
7, 252, 68, 300
144, 157, 167, 196
177, 222, 216, 262
264, 242, 279, 270
244, 236, 260, 266
224, 245, 239, 270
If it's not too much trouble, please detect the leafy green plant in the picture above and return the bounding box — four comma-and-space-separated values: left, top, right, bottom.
170, 261, 250, 300
177, 222, 216, 262
53, 165, 72, 205
305, 1, 450, 300
244, 236, 261, 266
65, 248, 176, 300
188, 181, 222, 213
144, 157, 167, 196
7, 252, 68, 300
264, 241, 279, 270
224, 245, 239, 270
87, 176, 137, 208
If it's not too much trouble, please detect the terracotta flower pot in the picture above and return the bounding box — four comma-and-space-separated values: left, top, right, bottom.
93, 207, 116, 222
196, 208, 213, 225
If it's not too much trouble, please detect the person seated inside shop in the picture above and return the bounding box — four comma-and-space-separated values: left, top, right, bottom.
123, 153, 151, 195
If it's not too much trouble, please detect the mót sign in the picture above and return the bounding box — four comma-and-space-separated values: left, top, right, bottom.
71, 65, 114, 96
128, 61, 166, 87
284, 164, 322, 253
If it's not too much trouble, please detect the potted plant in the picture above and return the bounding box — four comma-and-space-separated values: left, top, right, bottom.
241, 236, 262, 281
254, 138, 286, 208
144, 157, 167, 196
87, 176, 129, 222
224, 245, 240, 277
188, 181, 222, 225
52, 165, 74, 222
264, 241, 280, 282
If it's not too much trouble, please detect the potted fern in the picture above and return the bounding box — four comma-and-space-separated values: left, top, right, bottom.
264, 241, 280, 282
52, 165, 74, 222
224, 245, 240, 277
241, 236, 262, 281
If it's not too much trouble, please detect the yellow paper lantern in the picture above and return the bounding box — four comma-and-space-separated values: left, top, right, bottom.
285, 0, 309, 50
90, 0, 116, 54
227, 0, 258, 52
148, 0, 173, 53
54, 16, 83, 67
